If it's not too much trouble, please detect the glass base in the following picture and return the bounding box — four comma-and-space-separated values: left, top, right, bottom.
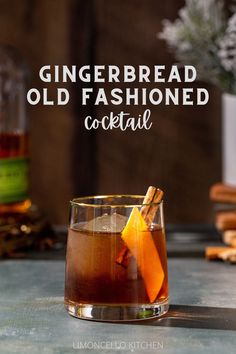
65, 299, 169, 322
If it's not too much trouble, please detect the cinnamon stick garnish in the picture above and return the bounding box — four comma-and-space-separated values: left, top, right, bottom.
140, 186, 164, 225
116, 186, 163, 268
115, 246, 131, 268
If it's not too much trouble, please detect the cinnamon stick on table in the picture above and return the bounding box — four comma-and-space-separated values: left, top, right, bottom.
216, 211, 236, 231
210, 183, 236, 204
223, 230, 236, 247
116, 186, 163, 268
205, 246, 236, 264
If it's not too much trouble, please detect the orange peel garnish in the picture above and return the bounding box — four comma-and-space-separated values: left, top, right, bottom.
121, 207, 164, 303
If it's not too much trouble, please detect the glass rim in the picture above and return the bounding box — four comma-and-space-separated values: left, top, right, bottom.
70, 195, 163, 208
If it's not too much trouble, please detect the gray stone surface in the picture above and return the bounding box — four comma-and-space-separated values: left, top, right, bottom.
0, 259, 235, 354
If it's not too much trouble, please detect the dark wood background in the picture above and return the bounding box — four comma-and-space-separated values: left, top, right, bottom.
0, 0, 222, 224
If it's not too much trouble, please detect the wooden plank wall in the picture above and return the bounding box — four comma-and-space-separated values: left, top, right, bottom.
94, 0, 221, 224
0, 0, 222, 224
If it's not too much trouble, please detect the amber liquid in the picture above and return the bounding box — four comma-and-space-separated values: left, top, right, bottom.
0, 132, 31, 213
65, 225, 168, 306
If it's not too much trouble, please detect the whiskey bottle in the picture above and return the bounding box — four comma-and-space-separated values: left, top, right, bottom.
0, 45, 31, 214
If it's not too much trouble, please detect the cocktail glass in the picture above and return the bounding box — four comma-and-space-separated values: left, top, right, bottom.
64, 195, 169, 321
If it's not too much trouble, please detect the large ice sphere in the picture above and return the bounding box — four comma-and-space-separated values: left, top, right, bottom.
83, 213, 127, 233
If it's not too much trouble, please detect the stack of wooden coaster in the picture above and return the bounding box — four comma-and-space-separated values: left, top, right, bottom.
206, 183, 236, 263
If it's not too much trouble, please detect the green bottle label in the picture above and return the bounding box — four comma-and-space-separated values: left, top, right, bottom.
0, 157, 29, 204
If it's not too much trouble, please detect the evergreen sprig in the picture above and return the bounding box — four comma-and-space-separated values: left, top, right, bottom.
159, 0, 236, 94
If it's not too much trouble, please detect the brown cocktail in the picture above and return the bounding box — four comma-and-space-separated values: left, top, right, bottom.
65, 188, 169, 321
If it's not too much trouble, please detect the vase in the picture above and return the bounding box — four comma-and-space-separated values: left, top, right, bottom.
222, 93, 236, 186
